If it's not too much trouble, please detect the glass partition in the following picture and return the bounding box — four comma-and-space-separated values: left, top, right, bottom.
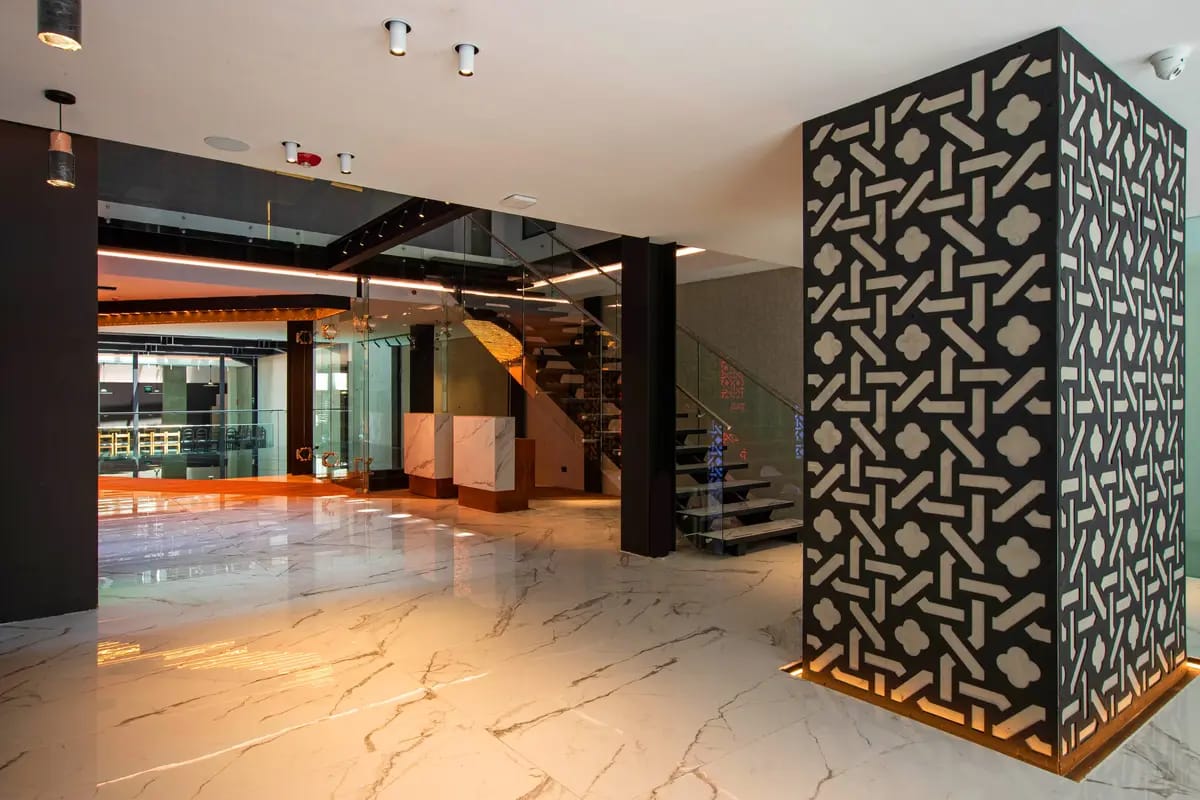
98, 352, 285, 479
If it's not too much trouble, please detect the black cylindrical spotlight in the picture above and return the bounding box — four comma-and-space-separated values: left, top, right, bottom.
38, 0, 82, 51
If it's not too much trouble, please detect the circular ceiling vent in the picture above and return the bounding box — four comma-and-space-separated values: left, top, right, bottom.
203, 136, 250, 152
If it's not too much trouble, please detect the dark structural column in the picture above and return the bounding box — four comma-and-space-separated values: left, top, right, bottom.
0, 120, 97, 623
286, 321, 314, 475
410, 324, 435, 413
619, 237, 676, 557
802, 28, 1186, 774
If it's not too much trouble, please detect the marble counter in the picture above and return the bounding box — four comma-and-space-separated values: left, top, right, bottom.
403, 413, 454, 479
453, 416, 515, 492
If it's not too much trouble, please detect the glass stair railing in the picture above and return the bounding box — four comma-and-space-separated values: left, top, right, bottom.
454, 216, 624, 483
675, 326, 805, 555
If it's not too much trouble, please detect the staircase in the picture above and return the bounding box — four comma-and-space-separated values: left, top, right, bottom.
456, 216, 804, 556
464, 298, 622, 473
672, 410, 803, 556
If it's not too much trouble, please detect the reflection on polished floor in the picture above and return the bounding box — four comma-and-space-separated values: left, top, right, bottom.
0, 489, 1197, 799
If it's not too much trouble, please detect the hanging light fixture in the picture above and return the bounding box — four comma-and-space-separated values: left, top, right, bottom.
337, 152, 354, 174
44, 89, 76, 189
455, 43, 479, 77
37, 0, 82, 51
383, 19, 411, 56
282, 140, 300, 163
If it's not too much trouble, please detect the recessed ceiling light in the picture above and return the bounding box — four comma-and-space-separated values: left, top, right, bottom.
337, 152, 354, 174
204, 136, 250, 153
501, 193, 537, 209
282, 140, 300, 163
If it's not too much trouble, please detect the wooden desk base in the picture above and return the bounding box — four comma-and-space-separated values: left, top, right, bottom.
457, 485, 528, 513
407, 475, 457, 498
455, 438, 535, 514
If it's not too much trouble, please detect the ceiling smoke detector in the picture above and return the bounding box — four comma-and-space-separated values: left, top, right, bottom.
1149, 45, 1191, 80
204, 136, 250, 152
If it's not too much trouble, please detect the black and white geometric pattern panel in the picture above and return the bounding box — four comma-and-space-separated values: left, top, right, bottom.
1055, 33, 1187, 757
803, 31, 1062, 759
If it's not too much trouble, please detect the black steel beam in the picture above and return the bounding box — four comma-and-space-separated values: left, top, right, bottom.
98, 332, 286, 358
327, 197, 473, 272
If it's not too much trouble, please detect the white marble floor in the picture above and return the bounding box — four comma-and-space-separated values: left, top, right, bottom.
0, 490, 1196, 799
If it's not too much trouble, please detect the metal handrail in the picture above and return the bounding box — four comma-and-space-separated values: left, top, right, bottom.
528, 219, 623, 291
526, 222, 801, 415
467, 216, 612, 336
677, 384, 732, 431
466, 216, 733, 429
675, 321, 803, 413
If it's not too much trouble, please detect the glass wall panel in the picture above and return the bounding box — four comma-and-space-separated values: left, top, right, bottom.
97, 352, 285, 480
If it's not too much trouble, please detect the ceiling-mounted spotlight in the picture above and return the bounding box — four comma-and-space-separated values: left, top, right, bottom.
337, 152, 354, 174
455, 43, 479, 77
44, 89, 76, 189
282, 140, 300, 163
383, 19, 411, 56
37, 0, 82, 51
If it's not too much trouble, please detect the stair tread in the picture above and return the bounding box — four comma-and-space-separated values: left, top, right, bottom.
675, 461, 748, 475
675, 444, 726, 456
704, 518, 804, 543
678, 498, 794, 520
675, 427, 708, 437
674, 479, 771, 496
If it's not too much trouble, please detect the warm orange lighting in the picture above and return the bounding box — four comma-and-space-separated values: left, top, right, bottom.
526, 246, 704, 289
38, 31, 81, 51
98, 306, 346, 326
462, 319, 525, 365
97, 249, 454, 295
779, 660, 805, 677
462, 288, 570, 304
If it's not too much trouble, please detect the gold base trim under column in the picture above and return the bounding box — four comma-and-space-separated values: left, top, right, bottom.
1059, 661, 1194, 780
801, 661, 1194, 777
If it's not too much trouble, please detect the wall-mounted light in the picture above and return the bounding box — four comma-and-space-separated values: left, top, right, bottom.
44, 89, 76, 189
455, 43, 479, 77
383, 19, 411, 56
37, 0, 81, 51
282, 140, 300, 164
337, 152, 354, 174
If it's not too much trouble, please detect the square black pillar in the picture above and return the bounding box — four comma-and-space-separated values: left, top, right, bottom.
410, 324, 435, 413
286, 321, 314, 475
620, 237, 677, 557
0, 121, 97, 623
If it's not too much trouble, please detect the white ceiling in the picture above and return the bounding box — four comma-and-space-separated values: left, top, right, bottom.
6, 1, 1196, 268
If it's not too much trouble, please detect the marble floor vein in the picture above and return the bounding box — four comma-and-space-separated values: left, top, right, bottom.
0, 490, 1196, 799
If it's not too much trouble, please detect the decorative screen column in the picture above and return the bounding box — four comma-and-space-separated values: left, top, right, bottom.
802, 28, 1186, 773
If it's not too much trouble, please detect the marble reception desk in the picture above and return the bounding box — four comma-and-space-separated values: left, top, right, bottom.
403, 413, 455, 497
453, 416, 516, 492
453, 416, 533, 512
